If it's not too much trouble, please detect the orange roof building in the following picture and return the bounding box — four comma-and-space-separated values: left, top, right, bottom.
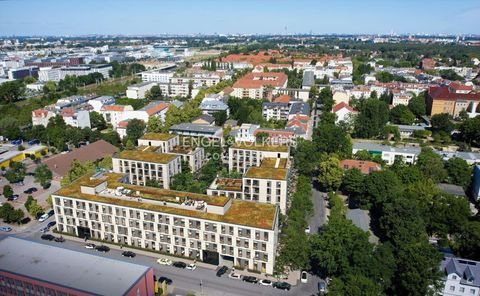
232, 72, 288, 100
339, 159, 381, 174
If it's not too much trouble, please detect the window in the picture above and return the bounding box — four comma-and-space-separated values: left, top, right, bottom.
460, 287, 465, 293
453, 275, 457, 280
450, 286, 455, 291
471, 289, 476, 294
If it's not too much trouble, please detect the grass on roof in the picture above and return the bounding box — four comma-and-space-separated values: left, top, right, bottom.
232, 142, 289, 152
216, 178, 243, 191
55, 174, 277, 229
137, 146, 159, 152
115, 150, 179, 164
245, 167, 288, 180
141, 133, 177, 141
260, 158, 287, 169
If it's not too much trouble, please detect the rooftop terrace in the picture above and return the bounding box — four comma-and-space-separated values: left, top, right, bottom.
115, 150, 179, 164
55, 173, 277, 230
214, 178, 243, 192
140, 132, 177, 141
245, 167, 288, 180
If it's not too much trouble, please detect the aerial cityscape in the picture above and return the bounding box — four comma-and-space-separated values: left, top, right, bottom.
0, 1, 480, 296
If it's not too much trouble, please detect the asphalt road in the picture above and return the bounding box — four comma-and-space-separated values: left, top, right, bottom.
1, 216, 321, 296
308, 180, 327, 235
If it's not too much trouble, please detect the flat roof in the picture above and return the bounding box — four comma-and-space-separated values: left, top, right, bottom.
55, 173, 277, 229
115, 150, 179, 164
0, 237, 151, 295
215, 178, 243, 192
245, 167, 288, 180
231, 142, 289, 153
169, 123, 222, 134
141, 132, 177, 141
352, 142, 421, 154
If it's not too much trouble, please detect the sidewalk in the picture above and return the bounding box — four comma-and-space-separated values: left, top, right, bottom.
61, 235, 300, 285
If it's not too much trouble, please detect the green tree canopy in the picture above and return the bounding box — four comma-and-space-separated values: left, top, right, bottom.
389, 105, 416, 125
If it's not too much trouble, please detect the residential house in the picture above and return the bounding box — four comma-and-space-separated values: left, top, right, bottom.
352, 142, 421, 165
192, 114, 216, 126
439, 256, 480, 296
332, 102, 356, 124
339, 159, 381, 174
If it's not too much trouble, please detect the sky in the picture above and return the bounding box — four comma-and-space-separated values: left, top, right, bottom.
0, 0, 479, 36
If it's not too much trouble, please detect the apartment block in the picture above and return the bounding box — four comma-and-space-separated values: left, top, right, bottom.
112, 150, 181, 189
138, 133, 206, 172
209, 157, 289, 214
427, 86, 480, 118
352, 142, 421, 165
52, 173, 279, 274
228, 142, 290, 174
126, 82, 157, 99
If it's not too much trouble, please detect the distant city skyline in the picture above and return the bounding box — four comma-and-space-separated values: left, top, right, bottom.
0, 0, 479, 36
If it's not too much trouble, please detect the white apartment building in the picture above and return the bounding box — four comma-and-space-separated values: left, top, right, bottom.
38, 67, 61, 82
233, 124, 260, 143
52, 173, 279, 274
228, 142, 290, 174
392, 93, 413, 106
100, 105, 135, 129
112, 150, 181, 189
59, 64, 112, 80
141, 70, 175, 83
138, 133, 180, 153
262, 102, 290, 121
88, 96, 115, 112
138, 133, 206, 172
352, 142, 421, 165
440, 256, 480, 296
126, 82, 157, 99
32, 109, 55, 127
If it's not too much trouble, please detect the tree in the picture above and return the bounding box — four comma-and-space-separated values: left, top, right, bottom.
0, 80, 26, 104
34, 164, 53, 188
147, 85, 162, 100
212, 111, 228, 127
89, 111, 107, 130
5, 161, 26, 184
23, 76, 36, 84
146, 116, 164, 133
2, 185, 13, 199
408, 93, 426, 117
0, 203, 24, 224
313, 124, 352, 158
341, 168, 365, 205
328, 274, 383, 296
354, 99, 390, 139
319, 87, 334, 111
389, 105, 415, 125
27, 199, 44, 217
61, 160, 95, 186
362, 170, 402, 210
445, 157, 471, 187
255, 132, 269, 144
294, 139, 319, 176
417, 148, 447, 183
454, 221, 480, 261
125, 118, 146, 145
431, 113, 454, 134
318, 155, 343, 191
459, 116, 480, 146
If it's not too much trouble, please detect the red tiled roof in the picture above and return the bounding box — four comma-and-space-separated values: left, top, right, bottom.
32, 109, 49, 118
274, 95, 291, 103
449, 82, 473, 92
101, 105, 127, 112
43, 140, 119, 176
233, 72, 288, 89
117, 120, 130, 129
219, 50, 283, 65
332, 102, 355, 113
428, 86, 480, 101
60, 107, 75, 117
339, 159, 381, 174
145, 102, 169, 116
223, 87, 234, 95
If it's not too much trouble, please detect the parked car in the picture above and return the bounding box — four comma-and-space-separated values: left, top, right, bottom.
273, 281, 291, 291
7, 194, 19, 201
318, 280, 327, 293
85, 243, 96, 249
122, 251, 136, 258
28, 139, 39, 145
158, 277, 172, 285
26, 172, 35, 176
259, 279, 273, 286
47, 209, 54, 216
23, 187, 38, 194
41, 234, 55, 241
304, 226, 311, 234
172, 261, 187, 269
228, 273, 242, 280
47, 221, 56, 229
242, 276, 258, 284
20, 217, 31, 224
301, 271, 308, 283
186, 263, 197, 271
216, 266, 228, 277
40, 227, 49, 233
95, 245, 110, 253
38, 213, 49, 222
0, 226, 12, 232
54, 236, 65, 243
156, 258, 172, 266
